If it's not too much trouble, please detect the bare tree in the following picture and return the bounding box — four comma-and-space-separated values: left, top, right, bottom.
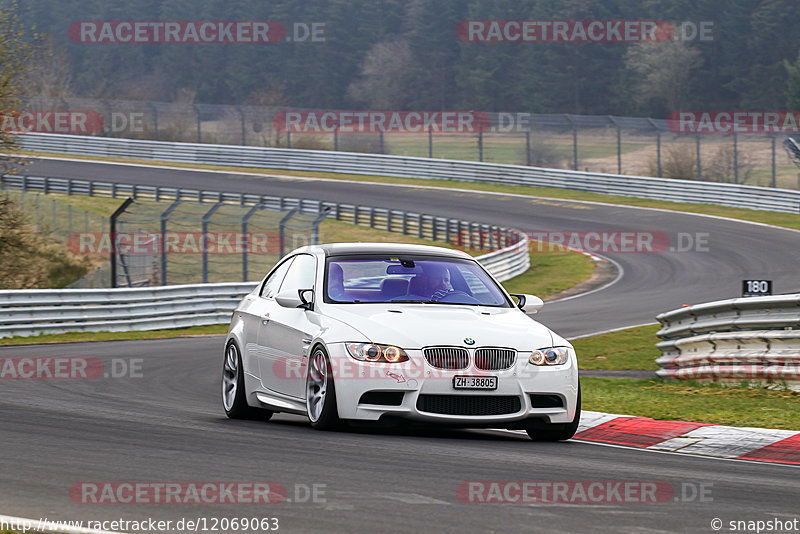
347, 39, 413, 109
625, 40, 702, 112
0, 2, 34, 168
22, 35, 73, 99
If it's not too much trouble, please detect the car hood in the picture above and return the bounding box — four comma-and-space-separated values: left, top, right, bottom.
324, 303, 555, 350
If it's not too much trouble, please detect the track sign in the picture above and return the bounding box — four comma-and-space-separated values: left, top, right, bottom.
742, 279, 772, 297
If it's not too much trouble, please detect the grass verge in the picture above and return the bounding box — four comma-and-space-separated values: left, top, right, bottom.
573, 324, 661, 370
0, 324, 228, 346
20, 150, 800, 231
582, 377, 800, 430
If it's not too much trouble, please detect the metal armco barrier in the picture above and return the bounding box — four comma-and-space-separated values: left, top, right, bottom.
0, 283, 256, 338
655, 295, 800, 384
17, 132, 800, 214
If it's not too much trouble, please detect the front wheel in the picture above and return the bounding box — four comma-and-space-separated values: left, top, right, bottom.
222, 341, 273, 421
306, 347, 341, 430
525, 385, 581, 442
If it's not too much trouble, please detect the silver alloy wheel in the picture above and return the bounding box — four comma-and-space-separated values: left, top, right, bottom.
222, 343, 239, 412
306, 350, 328, 422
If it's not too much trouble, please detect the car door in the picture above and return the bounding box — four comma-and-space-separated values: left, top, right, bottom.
243, 257, 293, 388
257, 253, 318, 399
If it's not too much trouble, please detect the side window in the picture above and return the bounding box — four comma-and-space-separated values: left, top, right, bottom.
260, 258, 294, 298
278, 254, 316, 294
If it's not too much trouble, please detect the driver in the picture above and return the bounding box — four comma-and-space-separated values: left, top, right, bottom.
425, 263, 453, 300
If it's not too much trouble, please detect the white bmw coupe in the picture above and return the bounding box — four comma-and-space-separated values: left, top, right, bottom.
222, 243, 580, 441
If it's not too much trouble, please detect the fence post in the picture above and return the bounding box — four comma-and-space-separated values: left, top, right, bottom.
566, 115, 578, 171
696, 134, 702, 181
241, 203, 262, 282
149, 102, 159, 141
616, 124, 622, 174
656, 130, 662, 177
311, 206, 331, 245
525, 131, 531, 166
478, 131, 483, 162
771, 136, 776, 187
278, 208, 299, 258
194, 104, 202, 143
379, 131, 384, 154
160, 200, 181, 286
334, 127, 339, 152
428, 126, 432, 158
238, 106, 246, 145
201, 202, 224, 283
110, 198, 134, 289
733, 133, 738, 184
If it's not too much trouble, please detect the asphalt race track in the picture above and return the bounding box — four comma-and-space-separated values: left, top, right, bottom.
1, 157, 798, 533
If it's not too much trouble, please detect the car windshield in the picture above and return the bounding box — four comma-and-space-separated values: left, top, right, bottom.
325, 255, 510, 307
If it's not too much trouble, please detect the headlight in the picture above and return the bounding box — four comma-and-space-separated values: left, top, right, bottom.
529, 347, 570, 366
345, 343, 409, 363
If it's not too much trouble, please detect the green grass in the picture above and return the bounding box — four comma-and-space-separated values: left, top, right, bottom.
21, 150, 800, 232
573, 324, 661, 370
503, 247, 596, 298
0, 324, 228, 346
582, 377, 800, 430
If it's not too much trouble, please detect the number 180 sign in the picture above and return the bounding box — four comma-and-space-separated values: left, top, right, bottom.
742, 280, 772, 297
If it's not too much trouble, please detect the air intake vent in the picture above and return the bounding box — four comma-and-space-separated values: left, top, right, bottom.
424, 347, 469, 370
474, 348, 516, 370
416, 395, 521, 416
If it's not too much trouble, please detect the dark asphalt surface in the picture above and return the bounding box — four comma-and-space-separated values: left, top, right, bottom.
1, 338, 798, 534
1, 157, 798, 533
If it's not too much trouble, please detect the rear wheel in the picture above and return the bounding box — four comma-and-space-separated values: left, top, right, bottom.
222, 341, 273, 420
525, 385, 581, 442
306, 347, 341, 430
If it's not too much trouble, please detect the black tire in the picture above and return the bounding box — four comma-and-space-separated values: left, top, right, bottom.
525, 385, 581, 442
306, 346, 341, 430
222, 341, 273, 421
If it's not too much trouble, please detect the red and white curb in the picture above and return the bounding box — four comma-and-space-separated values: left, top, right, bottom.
574, 411, 800, 465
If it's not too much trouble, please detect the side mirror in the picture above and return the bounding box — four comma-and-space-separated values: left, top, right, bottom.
510, 293, 543, 314
276, 288, 314, 310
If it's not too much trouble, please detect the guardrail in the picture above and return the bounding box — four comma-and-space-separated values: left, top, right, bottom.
0, 283, 255, 338
0, 174, 529, 338
655, 295, 800, 384
17, 132, 800, 214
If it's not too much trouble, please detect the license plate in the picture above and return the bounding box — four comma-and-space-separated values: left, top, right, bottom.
453, 376, 497, 390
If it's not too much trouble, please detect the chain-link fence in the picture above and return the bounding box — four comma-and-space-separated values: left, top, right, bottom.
105, 198, 325, 288
20, 96, 800, 190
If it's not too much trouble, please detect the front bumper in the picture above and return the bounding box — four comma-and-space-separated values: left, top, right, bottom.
327, 344, 579, 426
